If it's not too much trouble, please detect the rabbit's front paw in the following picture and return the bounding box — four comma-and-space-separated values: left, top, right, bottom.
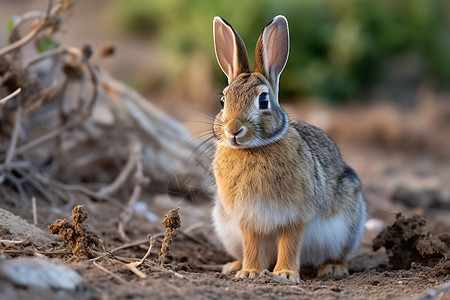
273, 269, 300, 283
236, 269, 261, 279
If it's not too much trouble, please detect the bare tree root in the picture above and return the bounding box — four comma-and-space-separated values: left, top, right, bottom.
0, 87, 21, 104
0, 1, 211, 233
117, 143, 148, 243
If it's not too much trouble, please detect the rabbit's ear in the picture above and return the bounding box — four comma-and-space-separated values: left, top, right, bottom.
213, 17, 250, 84
255, 15, 289, 97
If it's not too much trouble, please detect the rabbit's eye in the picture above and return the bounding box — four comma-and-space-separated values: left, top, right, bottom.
259, 92, 269, 110
220, 96, 225, 108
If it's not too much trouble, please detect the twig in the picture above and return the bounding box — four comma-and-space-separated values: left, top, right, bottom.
4, 173, 27, 202
14, 168, 58, 205
92, 261, 127, 285
82, 57, 100, 114
165, 269, 186, 279
125, 236, 155, 278
25, 79, 60, 114
0, 19, 46, 56
125, 263, 147, 279
35, 250, 72, 255
8, 11, 45, 40
141, 261, 186, 279
14, 117, 82, 156
127, 236, 155, 265
24, 46, 70, 67
32, 170, 113, 202
98, 145, 137, 196
32, 197, 37, 225
45, 0, 54, 18
117, 143, 146, 242
109, 239, 149, 253
4, 103, 22, 166
0, 87, 21, 105
0, 71, 12, 87
108, 232, 165, 254
0, 0, 57, 57
0, 161, 31, 171
0, 237, 30, 245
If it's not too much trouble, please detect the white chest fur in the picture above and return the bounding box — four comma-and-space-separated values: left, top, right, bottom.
222, 196, 299, 234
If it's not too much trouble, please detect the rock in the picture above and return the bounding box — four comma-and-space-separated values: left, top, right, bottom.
0, 258, 83, 291
0, 208, 56, 246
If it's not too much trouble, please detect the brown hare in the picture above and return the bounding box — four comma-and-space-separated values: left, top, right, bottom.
211, 15, 367, 283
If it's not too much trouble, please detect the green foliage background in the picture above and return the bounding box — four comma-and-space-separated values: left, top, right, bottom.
107, 0, 450, 103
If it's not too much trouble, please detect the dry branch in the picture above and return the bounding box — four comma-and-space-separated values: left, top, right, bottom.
0, 1, 211, 217
117, 143, 147, 243
124, 235, 155, 279
0, 87, 21, 104
4, 104, 22, 166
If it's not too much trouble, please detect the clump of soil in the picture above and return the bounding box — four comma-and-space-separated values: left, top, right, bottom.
373, 213, 450, 271
434, 259, 450, 276
156, 208, 180, 264
48, 205, 100, 258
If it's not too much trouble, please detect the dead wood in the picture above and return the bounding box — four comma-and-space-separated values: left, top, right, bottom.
0, 1, 211, 219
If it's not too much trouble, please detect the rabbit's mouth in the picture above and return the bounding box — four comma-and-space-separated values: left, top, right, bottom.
222, 135, 258, 149
223, 136, 244, 148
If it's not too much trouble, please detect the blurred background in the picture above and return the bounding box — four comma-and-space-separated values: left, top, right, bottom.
1, 0, 450, 227
104, 0, 450, 106
3, 0, 450, 106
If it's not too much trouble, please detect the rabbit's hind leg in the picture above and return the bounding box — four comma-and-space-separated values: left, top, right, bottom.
223, 259, 242, 274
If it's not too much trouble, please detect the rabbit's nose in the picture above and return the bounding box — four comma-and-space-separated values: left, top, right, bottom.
224, 119, 247, 138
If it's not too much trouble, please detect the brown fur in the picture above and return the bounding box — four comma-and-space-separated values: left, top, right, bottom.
236, 225, 264, 279
214, 128, 316, 226
272, 224, 304, 282
212, 16, 366, 283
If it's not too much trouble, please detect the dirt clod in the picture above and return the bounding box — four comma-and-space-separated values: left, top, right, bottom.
434, 259, 450, 276
373, 213, 450, 269
162, 208, 181, 229
48, 205, 100, 258
156, 208, 181, 265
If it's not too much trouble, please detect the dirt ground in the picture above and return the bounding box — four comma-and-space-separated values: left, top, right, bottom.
1, 118, 450, 300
